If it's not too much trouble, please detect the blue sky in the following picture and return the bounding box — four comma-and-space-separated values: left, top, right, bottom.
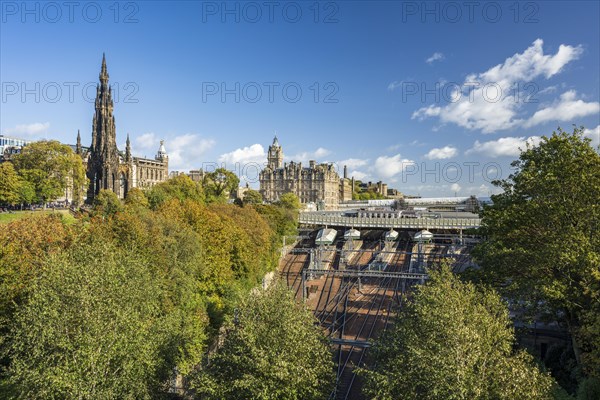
1, 0, 599, 196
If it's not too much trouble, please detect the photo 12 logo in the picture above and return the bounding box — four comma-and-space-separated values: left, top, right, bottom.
197, 160, 503, 186
399, 161, 503, 184
1, 1, 140, 23
400, 1, 540, 24
201, 81, 339, 103
397, 81, 540, 104
200, 1, 339, 23
1, 81, 140, 104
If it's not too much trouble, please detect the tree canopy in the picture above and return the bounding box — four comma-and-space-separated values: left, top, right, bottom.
360, 264, 555, 400
242, 189, 263, 205
203, 168, 240, 203
12, 141, 86, 206
276, 192, 301, 210
5, 240, 173, 399
0, 163, 21, 206
0, 184, 299, 396
92, 189, 124, 218
146, 173, 204, 209
192, 281, 334, 400
471, 127, 600, 376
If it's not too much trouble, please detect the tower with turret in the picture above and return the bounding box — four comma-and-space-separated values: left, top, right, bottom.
267, 136, 283, 169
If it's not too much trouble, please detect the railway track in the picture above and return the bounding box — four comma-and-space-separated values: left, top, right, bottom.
278, 231, 474, 399
328, 239, 411, 400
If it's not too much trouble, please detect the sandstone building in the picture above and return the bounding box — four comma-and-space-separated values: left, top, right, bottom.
79, 54, 168, 202
259, 137, 353, 209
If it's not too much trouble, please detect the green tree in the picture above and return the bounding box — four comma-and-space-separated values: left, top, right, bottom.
471, 127, 600, 373
92, 189, 124, 218
146, 174, 204, 209
577, 377, 600, 399
4, 241, 174, 399
124, 187, 149, 208
203, 168, 240, 203
193, 281, 334, 399
0, 214, 72, 364
86, 204, 210, 375
16, 180, 35, 208
12, 141, 86, 207
276, 192, 301, 210
242, 189, 263, 205
0, 163, 21, 206
255, 204, 299, 247
360, 265, 555, 400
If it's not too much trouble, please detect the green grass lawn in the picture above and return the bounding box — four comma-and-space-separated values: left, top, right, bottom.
0, 210, 77, 225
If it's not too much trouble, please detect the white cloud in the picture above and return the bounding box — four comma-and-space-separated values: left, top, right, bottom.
289, 147, 332, 163
349, 170, 368, 181
424, 145, 458, 160
4, 122, 50, 137
584, 125, 600, 148
538, 85, 557, 95
426, 52, 445, 64
524, 90, 600, 127
450, 183, 461, 193
314, 147, 330, 158
373, 154, 415, 179
465, 136, 541, 158
133, 133, 214, 171
135, 132, 159, 150
465, 184, 499, 196
338, 158, 369, 169
168, 134, 215, 170
219, 144, 266, 165
412, 39, 584, 133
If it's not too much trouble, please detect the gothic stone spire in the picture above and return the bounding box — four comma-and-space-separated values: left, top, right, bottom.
100, 52, 109, 83
125, 133, 131, 162
76, 129, 82, 155
86, 54, 121, 202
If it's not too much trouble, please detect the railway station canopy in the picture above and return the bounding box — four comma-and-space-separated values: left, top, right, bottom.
414, 229, 434, 242
344, 228, 361, 240
316, 228, 337, 245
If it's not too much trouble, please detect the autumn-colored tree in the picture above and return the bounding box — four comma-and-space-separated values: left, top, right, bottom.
0, 214, 73, 379
124, 187, 149, 208
0, 214, 72, 313
1, 179, 296, 394
87, 205, 209, 374
209, 203, 277, 280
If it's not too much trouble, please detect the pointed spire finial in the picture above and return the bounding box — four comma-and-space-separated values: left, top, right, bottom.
100, 53, 109, 82
76, 129, 82, 154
